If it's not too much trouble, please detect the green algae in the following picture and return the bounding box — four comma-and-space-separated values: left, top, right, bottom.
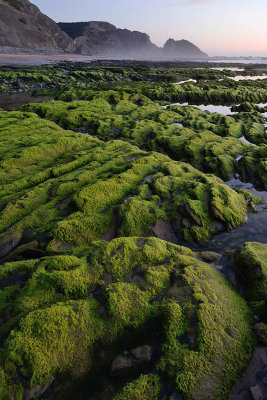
0, 111, 254, 249
0, 62, 267, 400
0, 237, 254, 400
112, 374, 162, 400
235, 242, 267, 319
19, 91, 267, 186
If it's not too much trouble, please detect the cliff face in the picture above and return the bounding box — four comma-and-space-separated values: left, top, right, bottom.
59, 21, 207, 59
0, 0, 75, 53
163, 38, 208, 59
0, 0, 208, 58
58, 21, 160, 57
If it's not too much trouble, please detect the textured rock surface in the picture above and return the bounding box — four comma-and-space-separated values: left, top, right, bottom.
58, 21, 207, 58
0, 0, 208, 57
58, 21, 159, 57
163, 38, 208, 59
0, 0, 75, 53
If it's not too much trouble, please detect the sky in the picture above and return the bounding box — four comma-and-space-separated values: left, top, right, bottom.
31, 0, 267, 57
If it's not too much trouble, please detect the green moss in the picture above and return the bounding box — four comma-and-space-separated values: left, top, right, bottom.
112, 374, 162, 400
1, 64, 266, 399
5, 299, 105, 387
0, 237, 254, 399
158, 261, 254, 400
107, 282, 153, 328
235, 242, 267, 317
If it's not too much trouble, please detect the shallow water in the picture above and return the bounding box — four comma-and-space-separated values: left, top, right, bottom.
171, 122, 183, 127
229, 74, 267, 81
239, 135, 256, 146
256, 103, 267, 108
174, 79, 197, 85
0, 93, 54, 110
208, 58, 267, 64
194, 104, 237, 115
207, 178, 267, 251
163, 102, 236, 115
210, 67, 245, 71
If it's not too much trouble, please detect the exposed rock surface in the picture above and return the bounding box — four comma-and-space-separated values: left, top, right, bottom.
0, 0, 208, 58
163, 38, 208, 59
0, 0, 75, 53
0, 232, 22, 257
111, 345, 152, 375
58, 21, 159, 57
58, 21, 208, 58
229, 348, 267, 400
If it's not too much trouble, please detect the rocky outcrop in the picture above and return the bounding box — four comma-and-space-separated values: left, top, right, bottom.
58, 21, 160, 57
58, 21, 207, 59
163, 38, 208, 59
0, 0, 208, 58
0, 0, 75, 53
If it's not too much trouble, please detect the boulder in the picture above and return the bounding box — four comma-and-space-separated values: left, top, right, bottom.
0, 232, 22, 257
111, 345, 152, 374
254, 323, 267, 345
250, 385, 263, 400
201, 251, 221, 263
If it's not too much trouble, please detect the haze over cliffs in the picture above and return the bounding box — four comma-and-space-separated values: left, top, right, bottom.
0, 0, 208, 58
58, 21, 208, 59
58, 21, 159, 57
163, 38, 207, 59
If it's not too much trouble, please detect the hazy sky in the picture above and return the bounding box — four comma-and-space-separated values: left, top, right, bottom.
31, 0, 267, 56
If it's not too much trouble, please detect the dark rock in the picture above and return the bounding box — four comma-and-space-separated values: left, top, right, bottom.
210, 221, 225, 233
254, 323, 267, 345
151, 220, 178, 244
58, 21, 159, 57
111, 354, 134, 373
201, 251, 221, 263
163, 38, 208, 59
185, 204, 202, 226
24, 376, 54, 400
111, 345, 152, 375
3, 240, 39, 261
21, 247, 47, 259
130, 345, 151, 361
250, 385, 263, 400
229, 348, 267, 400
58, 21, 208, 59
211, 205, 226, 222
182, 218, 191, 229
0, 232, 22, 258
0, 1, 208, 58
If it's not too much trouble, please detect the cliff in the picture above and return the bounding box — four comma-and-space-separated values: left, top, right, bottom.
0, 0, 75, 53
58, 21, 207, 59
58, 21, 160, 57
0, 0, 208, 58
163, 38, 208, 58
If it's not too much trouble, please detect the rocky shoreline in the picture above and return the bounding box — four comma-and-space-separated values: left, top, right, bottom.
0, 60, 266, 400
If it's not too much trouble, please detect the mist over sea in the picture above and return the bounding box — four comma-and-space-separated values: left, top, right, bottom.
208, 58, 267, 64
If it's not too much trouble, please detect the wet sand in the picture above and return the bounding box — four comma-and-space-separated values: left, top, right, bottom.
0, 53, 101, 66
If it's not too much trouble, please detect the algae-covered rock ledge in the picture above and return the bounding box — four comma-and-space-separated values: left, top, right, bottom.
0, 237, 255, 400
0, 61, 267, 400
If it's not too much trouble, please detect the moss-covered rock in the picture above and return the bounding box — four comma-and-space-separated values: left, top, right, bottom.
112, 374, 162, 400
1, 63, 267, 400
235, 242, 267, 319
0, 111, 256, 252
0, 237, 254, 400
